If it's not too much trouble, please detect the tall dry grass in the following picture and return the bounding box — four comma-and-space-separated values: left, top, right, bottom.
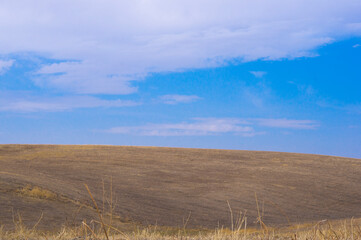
2, 218, 361, 240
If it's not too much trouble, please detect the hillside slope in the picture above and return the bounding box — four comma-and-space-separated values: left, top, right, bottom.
1, 144, 361, 230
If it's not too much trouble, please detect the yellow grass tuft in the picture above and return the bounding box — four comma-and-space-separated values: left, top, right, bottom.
17, 185, 57, 200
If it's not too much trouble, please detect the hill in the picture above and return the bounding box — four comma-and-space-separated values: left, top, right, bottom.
1, 144, 361, 231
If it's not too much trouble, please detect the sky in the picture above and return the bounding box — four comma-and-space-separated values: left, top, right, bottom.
0, 1, 360, 158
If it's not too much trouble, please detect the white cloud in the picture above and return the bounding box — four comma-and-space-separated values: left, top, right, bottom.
106, 118, 253, 136
35, 61, 138, 94
0, 1, 360, 94
255, 118, 319, 129
105, 117, 319, 136
353, 44, 361, 48
0, 60, 14, 74
159, 94, 201, 104
0, 92, 139, 112
250, 71, 267, 78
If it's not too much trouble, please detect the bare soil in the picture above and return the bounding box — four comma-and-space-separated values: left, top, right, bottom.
0, 144, 361, 230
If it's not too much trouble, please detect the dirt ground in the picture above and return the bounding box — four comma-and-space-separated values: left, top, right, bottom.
1, 144, 361, 230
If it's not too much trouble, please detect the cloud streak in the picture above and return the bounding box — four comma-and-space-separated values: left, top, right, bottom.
250, 71, 267, 78
0, 92, 138, 112
159, 94, 201, 104
0, 1, 360, 93
105, 117, 319, 136
106, 118, 253, 136
255, 118, 319, 129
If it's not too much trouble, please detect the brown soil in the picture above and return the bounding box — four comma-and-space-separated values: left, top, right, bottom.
0, 144, 361, 230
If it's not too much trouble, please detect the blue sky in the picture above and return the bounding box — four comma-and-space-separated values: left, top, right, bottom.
0, 1, 361, 158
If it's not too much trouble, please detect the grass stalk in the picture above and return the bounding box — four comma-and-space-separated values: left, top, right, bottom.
84, 184, 110, 240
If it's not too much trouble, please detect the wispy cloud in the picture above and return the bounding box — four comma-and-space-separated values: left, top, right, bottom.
106, 118, 253, 136
250, 71, 267, 78
343, 103, 361, 114
159, 94, 201, 104
242, 88, 266, 108
288, 81, 317, 98
0, 93, 139, 112
35, 61, 138, 94
0, 60, 14, 74
0, 1, 360, 93
353, 44, 361, 48
105, 117, 319, 136
255, 118, 319, 129
241, 79, 273, 108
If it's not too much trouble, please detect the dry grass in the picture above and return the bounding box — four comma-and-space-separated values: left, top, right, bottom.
1, 218, 361, 239
17, 185, 57, 200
